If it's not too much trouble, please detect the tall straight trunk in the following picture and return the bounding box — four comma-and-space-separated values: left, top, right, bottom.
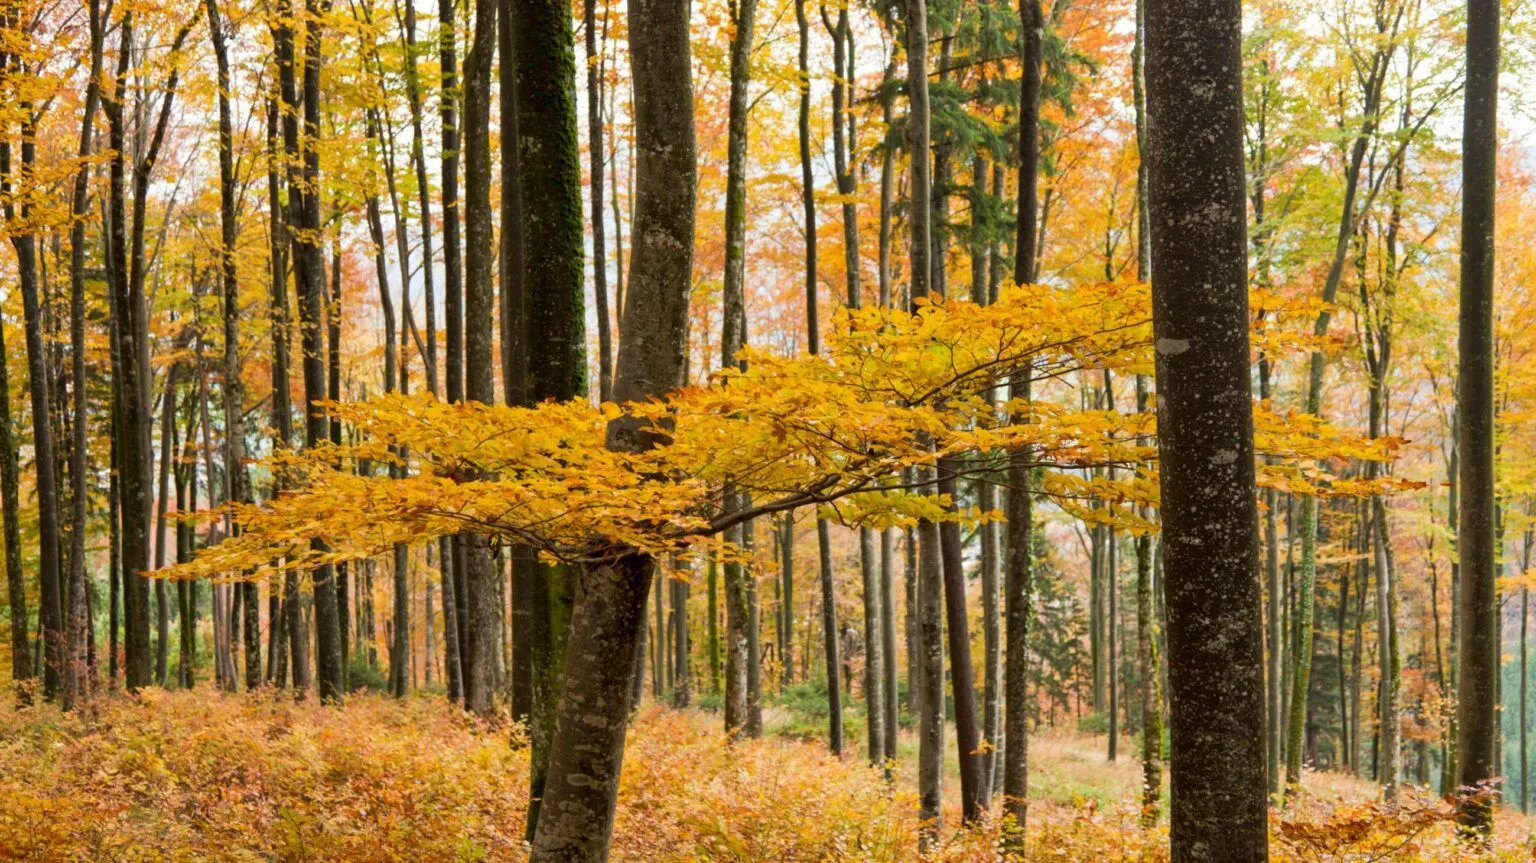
1145, 1, 1268, 860
4, 85, 64, 700
1289, 9, 1397, 781
1003, 0, 1043, 848
62, 0, 106, 707
526, 0, 694, 853
510, 0, 588, 826
439, 0, 472, 693
328, 233, 348, 688
584, 0, 612, 401
1455, 0, 1500, 834
284, 0, 343, 703
1130, 0, 1160, 822
501, 0, 530, 711
458, 0, 501, 721
904, 0, 938, 837
719, 0, 757, 740
154, 365, 180, 687
264, 94, 293, 687
974, 157, 1002, 796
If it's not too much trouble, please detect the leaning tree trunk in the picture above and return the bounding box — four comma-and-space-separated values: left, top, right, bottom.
1455, 0, 1500, 836
526, 0, 694, 856
1145, 1, 1268, 860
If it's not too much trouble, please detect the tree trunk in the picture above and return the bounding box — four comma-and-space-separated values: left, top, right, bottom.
1146, 1, 1268, 859
509, 0, 588, 825
4, 88, 64, 700
1455, 0, 1500, 834
527, 0, 694, 853
1003, 0, 1042, 848
915, 512, 945, 844
939, 457, 984, 820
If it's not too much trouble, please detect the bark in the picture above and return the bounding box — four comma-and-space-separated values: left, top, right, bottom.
526, 0, 694, 853
460, 0, 501, 720
509, 0, 589, 821
1455, 0, 1500, 834
1146, 1, 1268, 859
880, 527, 898, 763
915, 511, 945, 843
817, 519, 843, 755
860, 526, 884, 770
264, 93, 293, 687
4, 62, 64, 700
62, 0, 106, 707
286, 0, 343, 703
939, 457, 984, 820
1003, 0, 1042, 848
584, 0, 612, 401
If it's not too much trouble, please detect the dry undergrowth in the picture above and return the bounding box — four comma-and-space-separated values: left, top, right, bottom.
0, 689, 1531, 861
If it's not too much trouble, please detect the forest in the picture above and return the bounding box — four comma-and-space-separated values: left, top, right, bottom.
0, 0, 1529, 859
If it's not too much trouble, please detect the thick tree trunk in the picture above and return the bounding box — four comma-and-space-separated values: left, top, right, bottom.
1455, 0, 1500, 834
509, 0, 588, 825
1145, 1, 1268, 859
527, 0, 694, 854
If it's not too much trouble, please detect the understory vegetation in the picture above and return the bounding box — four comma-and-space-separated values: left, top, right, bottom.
1, 690, 1528, 862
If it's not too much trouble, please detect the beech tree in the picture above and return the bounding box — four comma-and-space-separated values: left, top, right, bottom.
1145, 0, 1268, 860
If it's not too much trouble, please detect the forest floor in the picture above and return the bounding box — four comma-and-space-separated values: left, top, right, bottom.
1, 687, 1532, 861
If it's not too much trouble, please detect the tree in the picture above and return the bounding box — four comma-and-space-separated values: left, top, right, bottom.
1145, 0, 1268, 860
1003, 0, 1043, 846
526, 0, 694, 856
510, 0, 588, 827
1455, 0, 1500, 836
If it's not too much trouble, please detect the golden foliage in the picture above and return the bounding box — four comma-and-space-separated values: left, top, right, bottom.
163, 284, 1409, 582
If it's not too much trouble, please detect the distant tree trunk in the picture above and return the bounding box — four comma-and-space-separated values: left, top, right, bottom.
394, 0, 459, 702
154, 363, 180, 687
0, 251, 26, 687
264, 93, 293, 687
1145, 1, 1268, 860
1455, 0, 1500, 835
720, 0, 758, 740
584, 0, 612, 402
458, 0, 501, 722
439, 0, 472, 688
285, 0, 343, 703
62, 0, 106, 707
526, 0, 694, 854
673, 567, 690, 708
781, 515, 794, 687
